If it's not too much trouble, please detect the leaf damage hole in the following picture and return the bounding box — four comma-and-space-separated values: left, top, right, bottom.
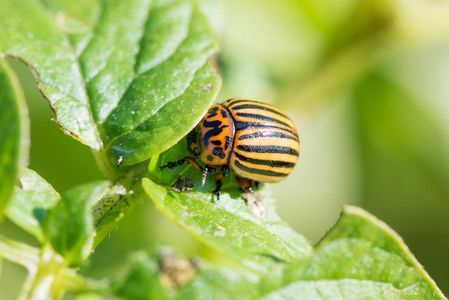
243, 191, 266, 220
212, 222, 226, 237
158, 249, 198, 290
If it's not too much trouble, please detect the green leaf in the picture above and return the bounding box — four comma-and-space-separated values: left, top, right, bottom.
91, 182, 143, 249
0, 0, 220, 172
43, 181, 110, 266
109, 252, 170, 300
5, 168, 61, 241
261, 206, 446, 299
0, 58, 29, 219
5, 167, 133, 248
144, 179, 312, 273
143, 141, 312, 273
109, 250, 260, 300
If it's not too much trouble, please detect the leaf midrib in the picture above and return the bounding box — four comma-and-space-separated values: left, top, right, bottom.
33, 1, 160, 150
38, 0, 206, 156
104, 59, 208, 149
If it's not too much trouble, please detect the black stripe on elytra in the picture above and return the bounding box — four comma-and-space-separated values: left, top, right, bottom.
209, 106, 219, 113
239, 130, 298, 141
225, 136, 231, 150
234, 152, 295, 168
235, 112, 292, 129
221, 110, 228, 118
232, 104, 290, 119
203, 119, 223, 147
235, 122, 299, 138
226, 99, 248, 106
237, 145, 299, 156
234, 160, 289, 177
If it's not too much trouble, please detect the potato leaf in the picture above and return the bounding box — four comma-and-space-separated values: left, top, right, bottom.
5, 168, 60, 241
43, 181, 110, 266
109, 250, 260, 300
0, 0, 220, 171
261, 206, 446, 299
144, 140, 312, 273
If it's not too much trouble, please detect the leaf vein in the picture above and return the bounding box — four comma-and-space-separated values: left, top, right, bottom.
105, 58, 209, 147
98, 2, 192, 126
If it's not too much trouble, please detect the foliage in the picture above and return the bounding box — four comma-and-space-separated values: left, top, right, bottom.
0, 0, 447, 299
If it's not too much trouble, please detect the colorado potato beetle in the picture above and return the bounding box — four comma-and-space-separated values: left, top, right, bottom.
161, 99, 300, 200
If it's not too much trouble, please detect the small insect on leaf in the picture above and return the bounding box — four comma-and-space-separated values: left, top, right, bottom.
172, 175, 195, 192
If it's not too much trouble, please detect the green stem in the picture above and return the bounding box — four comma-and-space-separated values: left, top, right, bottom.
17, 246, 105, 299
0, 238, 105, 299
0, 235, 39, 269
62, 270, 108, 293
92, 148, 120, 181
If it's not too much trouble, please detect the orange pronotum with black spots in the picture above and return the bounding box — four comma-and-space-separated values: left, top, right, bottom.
161, 99, 300, 200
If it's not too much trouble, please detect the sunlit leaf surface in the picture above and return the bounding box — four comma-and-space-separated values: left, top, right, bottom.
6, 168, 60, 241
0, 0, 220, 168
144, 139, 312, 273
261, 206, 446, 299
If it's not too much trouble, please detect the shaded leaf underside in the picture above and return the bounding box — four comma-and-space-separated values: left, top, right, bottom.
0, 59, 25, 217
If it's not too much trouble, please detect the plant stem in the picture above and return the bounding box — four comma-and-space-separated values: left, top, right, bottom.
0, 235, 39, 269
92, 148, 120, 181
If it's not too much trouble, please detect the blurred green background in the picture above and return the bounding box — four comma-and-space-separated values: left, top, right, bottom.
2, 0, 449, 298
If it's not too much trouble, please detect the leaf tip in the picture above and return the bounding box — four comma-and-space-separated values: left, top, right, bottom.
340, 205, 447, 298
341, 205, 405, 242
142, 178, 167, 202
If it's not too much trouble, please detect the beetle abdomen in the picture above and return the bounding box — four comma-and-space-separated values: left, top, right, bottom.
223, 99, 300, 182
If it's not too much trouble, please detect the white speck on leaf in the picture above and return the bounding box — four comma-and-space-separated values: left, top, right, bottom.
212, 223, 226, 237
19, 178, 32, 191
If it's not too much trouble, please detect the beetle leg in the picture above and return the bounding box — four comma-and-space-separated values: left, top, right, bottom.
201, 166, 216, 186
185, 157, 203, 172
213, 178, 223, 201
235, 176, 254, 193
160, 156, 203, 172
210, 165, 230, 201
160, 159, 185, 170
221, 164, 230, 178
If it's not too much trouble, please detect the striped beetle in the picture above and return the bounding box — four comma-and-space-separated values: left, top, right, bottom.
161, 99, 300, 200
